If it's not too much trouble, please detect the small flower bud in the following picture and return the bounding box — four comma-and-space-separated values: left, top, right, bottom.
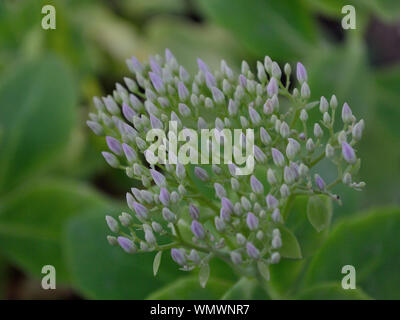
171, 248, 186, 266
296, 62, 307, 83
330, 95, 338, 109
320, 96, 329, 113
267, 78, 278, 97
246, 242, 260, 259
266, 194, 278, 209
270, 252, 281, 264
352, 120, 364, 141
230, 251, 242, 265
300, 109, 308, 121
150, 169, 166, 187
106, 215, 119, 233
314, 174, 326, 190
267, 168, 277, 185
325, 144, 334, 158
342, 103, 353, 123
272, 208, 281, 222
342, 172, 352, 185
314, 123, 323, 138
250, 175, 264, 194
118, 237, 135, 253
159, 188, 170, 206
191, 220, 206, 239
162, 207, 176, 222
102, 151, 120, 168
107, 235, 118, 246
271, 148, 285, 167
301, 82, 310, 99
280, 184, 290, 198
194, 167, 209, 181
236, 233, 246, 245
342, 141, 356, 164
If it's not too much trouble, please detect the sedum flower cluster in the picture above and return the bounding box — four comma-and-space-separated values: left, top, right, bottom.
87, 49, 364, 286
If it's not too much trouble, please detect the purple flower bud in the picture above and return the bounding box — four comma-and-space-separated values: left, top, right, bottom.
205, 71, 216, 88
150, 169, 166, 187
122, 143, 137, 163
131, 56, 144, 73
296, 62, 307, 83
162, 207, 176, 222
314, 174, 326, 190
246, 242, 260, 259
117, 237, 135, 253
102, 151, 120, 168
197, 58, 209, 73
178, 103, 191, 117
211, 86, 225, 104
228, 163, 237, 176
178, 82, 189, 100
149, 72, 164, 93
246, 212, 259, 230
228, 99, 238, 115
103, 96, 120, 114
250, 175, 264, 194
221, 197, 234, 214
215, 216, 226, 232
254, 145, 267, 163
342, 141, 356, 164
271, 148, 285, 167
105, 215, 119, 233
248, 106, 261, 124
214, 183, 227, 199
194, 167, 209, 181
301, 82, 310, 98
284, 166, 296, 184
176, 163, 186, 180
342, 103, 353, 123
150, 114, 163, 129
132, 201, 148, 219
87, 120, 103, 136
149, 57, 162, 74
106, 136, 123, 156
266, 194, 278, 209
165, 48, 175, 62
191, 220, 205, 239
159, 188, 170, 206
230, 251, 242, 265
239, 74, 247, 87
272, 208, 281, 222
267, 77, 278, 97
220, 207, 231, 222
189, 204, 200, 220
122, 103, 136, 123
260, 127, 271, 145
171, 248, 186, 266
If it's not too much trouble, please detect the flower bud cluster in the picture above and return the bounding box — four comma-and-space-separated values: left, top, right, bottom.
89, 50, 364, 282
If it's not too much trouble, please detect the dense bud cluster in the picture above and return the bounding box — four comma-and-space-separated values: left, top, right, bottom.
88, 49, 364, 285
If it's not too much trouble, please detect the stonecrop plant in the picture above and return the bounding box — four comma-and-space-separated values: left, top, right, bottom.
87, 49, 365, 288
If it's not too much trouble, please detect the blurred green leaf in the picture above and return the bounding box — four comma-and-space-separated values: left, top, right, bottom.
147, 16, 242, 73
296, 282, 371, 300
279, 226, 302, 259
65, 212, 183, 299
120, 0, 184, 17
374, 65, 400, 140
147, 276, 233, 300
221, 277, 268, 300
305, 207, 400, 299
199, 263, 210, 288
0, 55, 77, 193
0, 179, 110, 283
369, 0, 400, 22
198, 0, 317, 60
307, 195, 332, 232
306, 40, 375, 122
269, 259, 304, 297
285, 196, 332, 257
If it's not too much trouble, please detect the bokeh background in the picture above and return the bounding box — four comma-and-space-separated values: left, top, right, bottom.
0, 0, 399, 299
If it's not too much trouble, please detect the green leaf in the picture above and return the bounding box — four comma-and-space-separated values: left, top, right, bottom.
153, 251, 162, 276
305, 207, 400, 299
147, 276, 233, 300
279, 226, 302, 259
199, 263, 210, 288
296, 282, 371, 300
285, 196, 332, 257
0, 179, 110, 283
0, 55, 77, 193
64, 212, 183, 299
369, 0, 400, 22
221, 277, 268, 300
198, 0, 317, 60
307, 195, 332, 232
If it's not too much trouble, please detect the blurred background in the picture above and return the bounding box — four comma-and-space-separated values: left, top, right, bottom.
0, 0, 399, 299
